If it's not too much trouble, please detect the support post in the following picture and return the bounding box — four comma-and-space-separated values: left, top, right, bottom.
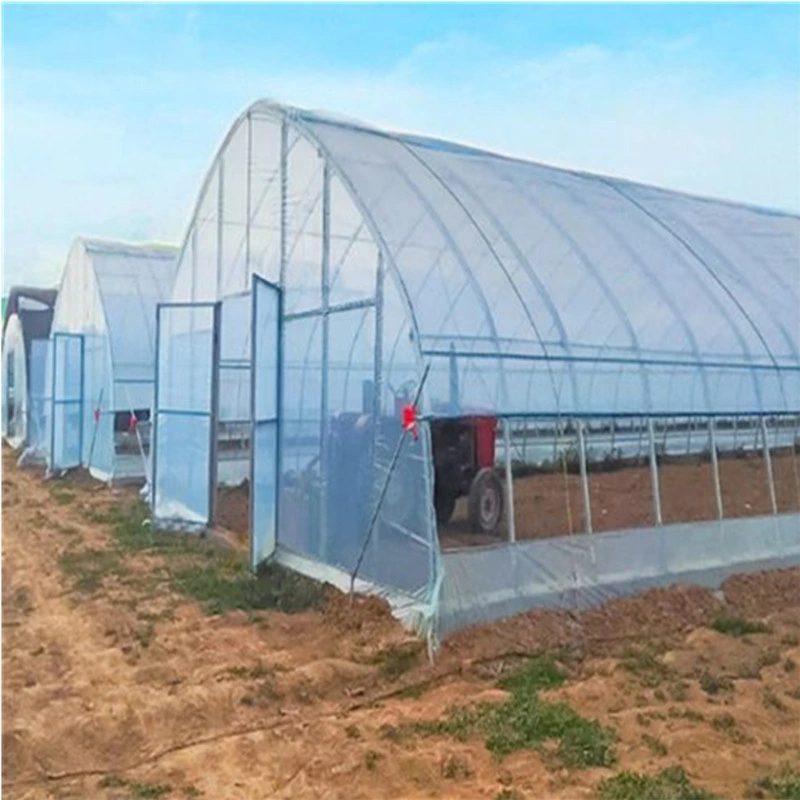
709, 417, 724, 520
208, 302, 222, 525
503, 418, 516, 543
319, 163, 331, 558
279, 120, 288, 288
245, 112, 252, 284
647, 417, 663, 526
216, 160, 224, 298
761, 416, 778, 515
577, 419, 593, 534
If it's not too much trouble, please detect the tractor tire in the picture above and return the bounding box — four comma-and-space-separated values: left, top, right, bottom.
468, 467, 504, 534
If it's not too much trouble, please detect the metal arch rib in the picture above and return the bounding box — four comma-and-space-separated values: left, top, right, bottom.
387, 167, 511, 408
660, 204, 798, 363
494, 164, 655, 414
282, 109, 428, 384
405, 145, 573, 413
554, 179, 719, 415
598, 178, 789, 412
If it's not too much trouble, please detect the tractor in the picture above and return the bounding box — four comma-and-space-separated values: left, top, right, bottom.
431, 415, 504, 534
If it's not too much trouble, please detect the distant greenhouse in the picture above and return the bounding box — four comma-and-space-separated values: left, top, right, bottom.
151, 101, 800, 641
2, 286, 57, 456
48, 238, 178, 482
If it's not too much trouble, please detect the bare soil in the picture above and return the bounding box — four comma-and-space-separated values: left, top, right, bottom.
440, 451, 800, 549
3, 445, 800, 799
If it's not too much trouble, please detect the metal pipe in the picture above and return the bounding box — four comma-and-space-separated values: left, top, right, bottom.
503, 418, 516, 543
319, 163, 331, 559
577, 419, 592, 534
648, 417, 663, 526
761, 417, 778, 515
709, 417, 724, 520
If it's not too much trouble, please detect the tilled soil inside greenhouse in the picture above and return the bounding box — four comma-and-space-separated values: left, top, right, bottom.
439, 450, 800, 549
4, 445, 800, 800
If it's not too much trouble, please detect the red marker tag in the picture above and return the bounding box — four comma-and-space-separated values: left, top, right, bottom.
93, 408, 100, 424
401, 403, 418, 440
128, 413, 138, 433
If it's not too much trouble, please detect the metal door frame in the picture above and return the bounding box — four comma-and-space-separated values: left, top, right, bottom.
151, 301, 221, 525
49, 332, 85, 470
249, 274, 283, 568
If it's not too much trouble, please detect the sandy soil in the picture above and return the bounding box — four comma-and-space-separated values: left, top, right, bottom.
3, 445, 800, 799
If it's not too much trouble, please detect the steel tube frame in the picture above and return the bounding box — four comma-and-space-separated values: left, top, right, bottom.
503, 418, 516, 543
319, 163, 331, 559
647, 417, 663, 526
761, 416, 778, 515
577, 419, 592, 534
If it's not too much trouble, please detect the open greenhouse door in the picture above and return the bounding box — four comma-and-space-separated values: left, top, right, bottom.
250, 276, 281, 569
49, 333, 84, 471
152, 303, 220, 526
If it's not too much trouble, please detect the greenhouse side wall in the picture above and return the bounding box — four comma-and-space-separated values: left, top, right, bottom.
436, 412, 800, 636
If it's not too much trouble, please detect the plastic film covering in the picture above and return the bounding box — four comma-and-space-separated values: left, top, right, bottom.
2, 315, 28, 448
153, 304, 217, 525
50, 238, 178, 481
50, 333, 83, 470
24, 338, 51, 460
164, 100, 798, 637
251, 277, 280, 567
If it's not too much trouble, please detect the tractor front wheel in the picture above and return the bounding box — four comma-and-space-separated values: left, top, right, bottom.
468, 467, 504, 534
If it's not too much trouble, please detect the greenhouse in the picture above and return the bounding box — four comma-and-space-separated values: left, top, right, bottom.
48, 238, 178, 482
2, 286, 57, 457
152, 100, 800, 640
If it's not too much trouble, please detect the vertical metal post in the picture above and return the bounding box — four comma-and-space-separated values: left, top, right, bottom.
49, 334, 57, 469
319, 163, 331, 558
245, 112, 252, 284
647, 417, 663, 526
151, 307, 161, 509
216, 161, 225, 299
503, 418, 516, 543
78, 335, 85, 466
190, 227, 198, 302
249, 280, 258, 564
279, 120, 289, 288
371, 251, 385, 506
708, 417, 724, 520
733, 414, 738, 449
208, 302, 222, 525
761, 416, 778, 515
577, 419, 593, 534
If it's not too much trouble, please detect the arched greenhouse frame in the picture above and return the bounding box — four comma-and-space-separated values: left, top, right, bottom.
48, 238, 178, 482
152, 100, 800, 640
2, 286, 57, 459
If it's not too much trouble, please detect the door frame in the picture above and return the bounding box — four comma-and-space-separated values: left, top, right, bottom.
249, 274, 283, 569
49, 332, 85, 470
151, 301, 221, 525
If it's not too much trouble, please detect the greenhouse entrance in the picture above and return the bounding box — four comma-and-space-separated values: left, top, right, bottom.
49, 332, 84, 472
152, 277, 282, 569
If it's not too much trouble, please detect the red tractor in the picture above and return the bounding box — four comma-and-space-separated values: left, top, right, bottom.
431, 415, 504, 534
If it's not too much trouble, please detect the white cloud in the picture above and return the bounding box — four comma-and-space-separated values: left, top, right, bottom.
2, 28, 798, 291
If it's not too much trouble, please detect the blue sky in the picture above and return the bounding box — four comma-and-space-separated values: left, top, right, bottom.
3, 2, 799, 289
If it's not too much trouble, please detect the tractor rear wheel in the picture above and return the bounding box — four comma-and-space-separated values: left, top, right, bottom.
468, 467, 503, 534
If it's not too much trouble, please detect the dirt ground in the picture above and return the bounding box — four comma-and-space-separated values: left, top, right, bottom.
440, 451, 800, 549
3, 444, 800, 799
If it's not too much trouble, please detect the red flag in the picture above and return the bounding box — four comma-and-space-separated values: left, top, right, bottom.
401, 403, 418, 440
